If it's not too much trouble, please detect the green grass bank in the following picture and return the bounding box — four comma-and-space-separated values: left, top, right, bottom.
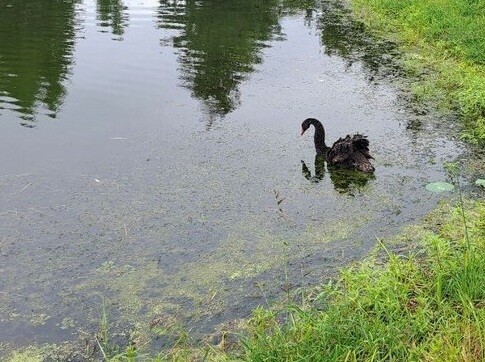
349, 0, 485, 145
234, 201, 484, 361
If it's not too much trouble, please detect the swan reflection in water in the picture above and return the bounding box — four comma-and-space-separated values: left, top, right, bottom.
301, 155, 375, 194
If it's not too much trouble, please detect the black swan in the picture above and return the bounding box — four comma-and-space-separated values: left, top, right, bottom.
300, 118, 375, 173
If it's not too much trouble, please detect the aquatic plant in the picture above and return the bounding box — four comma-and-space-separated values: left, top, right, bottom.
426, 181, 454, 193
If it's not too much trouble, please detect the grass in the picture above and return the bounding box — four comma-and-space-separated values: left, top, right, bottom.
349, 0, 485, 145
238, 200, 485, 361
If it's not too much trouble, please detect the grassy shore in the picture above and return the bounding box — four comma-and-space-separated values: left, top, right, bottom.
350, 0, 485, 145
233, 201, 484, 361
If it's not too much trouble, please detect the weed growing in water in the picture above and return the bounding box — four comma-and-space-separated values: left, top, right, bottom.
93, 300, 140, 361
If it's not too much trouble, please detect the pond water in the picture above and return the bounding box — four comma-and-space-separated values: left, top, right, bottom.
0, 0, 463, 356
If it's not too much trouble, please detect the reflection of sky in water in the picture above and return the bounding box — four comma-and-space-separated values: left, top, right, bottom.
0, 0, 464, 355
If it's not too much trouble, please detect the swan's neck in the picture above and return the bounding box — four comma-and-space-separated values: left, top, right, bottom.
311, 120, 328, 155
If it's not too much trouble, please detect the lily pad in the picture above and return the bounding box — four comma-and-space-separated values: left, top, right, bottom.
476, 179, 485, 187
426, 182, 454, 193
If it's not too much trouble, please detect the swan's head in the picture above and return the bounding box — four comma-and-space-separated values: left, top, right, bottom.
301, 118, 322, 135
300, 118, 312, 135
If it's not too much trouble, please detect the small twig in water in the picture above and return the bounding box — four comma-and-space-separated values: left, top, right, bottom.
18, 183, 31, 193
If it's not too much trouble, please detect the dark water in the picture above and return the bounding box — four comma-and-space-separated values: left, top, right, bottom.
0, 0, 463, 357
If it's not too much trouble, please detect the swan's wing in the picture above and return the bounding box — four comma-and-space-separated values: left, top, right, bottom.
349, 152, 375, 172
327, 134, 374, 170
327, 137, 353, 164
351, 134, 373, 159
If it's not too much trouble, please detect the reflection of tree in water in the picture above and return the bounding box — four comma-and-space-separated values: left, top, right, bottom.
157, 0, 282, 123
96, 0, 129, 39
0, 0, 78, 127
317, 1, 429, 138
317, 0, 400, 78
317, 1, 432, 138
302, 156, 374, 195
